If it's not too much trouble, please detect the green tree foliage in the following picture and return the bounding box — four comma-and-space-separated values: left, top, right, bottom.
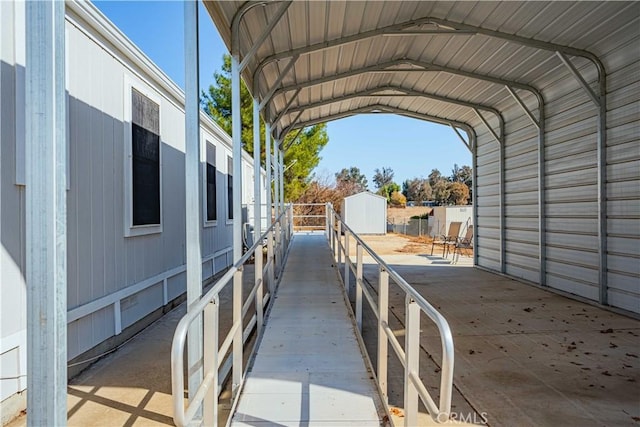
201, 54, 328, 201
377, 182, 400, 202
283, 126, 329, 201
373, 167, 395, 189
402, 178, 432, 202
335, 167, 368, 196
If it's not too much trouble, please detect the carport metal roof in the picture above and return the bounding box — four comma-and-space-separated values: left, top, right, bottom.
202, 1, 635, 143
201, 0, 638, 308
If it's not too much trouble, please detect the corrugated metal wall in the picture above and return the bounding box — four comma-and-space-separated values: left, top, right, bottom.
475, 23, 639, 314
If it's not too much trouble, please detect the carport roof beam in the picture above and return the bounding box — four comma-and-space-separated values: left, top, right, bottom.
271, 88, 301, 131
283, 85, 502, 122
555, 51, 600, 107
237, 1, 291, 72
253, 15, 603, 94
264, 58, 542, 123
505, 85, 539, 129
258, 55, 299, 110
473, 108, 501, 145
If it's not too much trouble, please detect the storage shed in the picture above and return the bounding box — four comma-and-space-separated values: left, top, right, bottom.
341, 192, 387, 235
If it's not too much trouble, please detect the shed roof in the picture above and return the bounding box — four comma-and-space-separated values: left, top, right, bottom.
344, 191, 387, 202
202, 1, 637, 144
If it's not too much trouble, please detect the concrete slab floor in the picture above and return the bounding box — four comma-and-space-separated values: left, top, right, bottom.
354, 247, 640, 427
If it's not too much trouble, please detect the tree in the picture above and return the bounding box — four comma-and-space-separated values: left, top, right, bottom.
390, 190, 407, 207
377, 182, 400, 202
373, 167, 394, 189
451, 164, 472, 187
447, 181, 470, 205
201, 54, 329, 201
335, 167, 368, 196
402, 178, 432, 202
432, 180, 450, 205
428, 168, 445, 188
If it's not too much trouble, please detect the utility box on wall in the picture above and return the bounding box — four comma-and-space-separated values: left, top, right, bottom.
341, 192, 387, 235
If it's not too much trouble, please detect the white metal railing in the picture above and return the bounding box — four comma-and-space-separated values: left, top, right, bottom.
323, 203, 455, 425
171, 205, 293, 427
291, 202, 327, 230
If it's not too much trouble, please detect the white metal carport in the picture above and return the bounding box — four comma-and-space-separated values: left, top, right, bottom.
202, 0, 639, 313
22, 1, 639, 425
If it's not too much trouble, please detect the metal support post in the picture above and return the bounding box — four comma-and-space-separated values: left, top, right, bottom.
231, 51, 243, 397
273, 142, 280, 217
355, 244, 363, 331
203, 298, 219, 426
279, 149, 285, 214
25, 1, 67, 424
377, 268, 389, 401
183, 0, 203, 409
253, 99, 262, 239
265, 123, 272, 224
404, 298, 421, 427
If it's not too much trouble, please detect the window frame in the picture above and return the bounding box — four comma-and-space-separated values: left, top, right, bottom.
123, 76, 163, 237
226, 154, 234, 224
202, 135, 217, 227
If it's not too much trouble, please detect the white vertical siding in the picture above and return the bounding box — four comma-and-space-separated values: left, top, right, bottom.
0, 0, 28, 406
473, 18, 639, 314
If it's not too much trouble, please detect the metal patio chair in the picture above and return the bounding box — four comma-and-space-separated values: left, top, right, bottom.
453, 225, 474, 263
431, 221, 463, 258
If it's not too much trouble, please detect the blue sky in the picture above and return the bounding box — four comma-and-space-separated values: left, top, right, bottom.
93, 1, 471, 186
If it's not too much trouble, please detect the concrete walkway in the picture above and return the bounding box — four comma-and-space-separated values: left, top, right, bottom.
230, 233, 383, 426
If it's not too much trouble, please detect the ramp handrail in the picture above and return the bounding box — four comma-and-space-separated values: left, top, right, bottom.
324, 203, 455, 425
171, 206, 293, 427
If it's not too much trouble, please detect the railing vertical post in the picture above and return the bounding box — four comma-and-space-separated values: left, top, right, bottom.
267, 230, 275, 294
289, 204, 294, 240
325, 203, 330, 239
404, 297, 420, 427
275, 221, 281, 277
330, 212, 335, 259
378, 268, 389, 402
232, 269, 243, 397
203, 297, 219, 426
337, 219, 342, 267
255, 244, 264, 334
355, 244, 363, 331
344, 229, 350, 291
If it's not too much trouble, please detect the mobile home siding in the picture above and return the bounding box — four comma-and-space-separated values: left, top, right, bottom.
1, 1, 265, 412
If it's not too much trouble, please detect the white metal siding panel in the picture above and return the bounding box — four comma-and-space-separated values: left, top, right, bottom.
343, 192, 386, 235
602, 31, 640, 312
1, 0, 29, 403
58, 6, 258, 360
475, 130, 501, 272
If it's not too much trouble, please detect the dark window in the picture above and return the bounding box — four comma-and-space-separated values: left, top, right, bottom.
206, 143, 216, 221
227, 156, 233, 220
131, 88, 160, 226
